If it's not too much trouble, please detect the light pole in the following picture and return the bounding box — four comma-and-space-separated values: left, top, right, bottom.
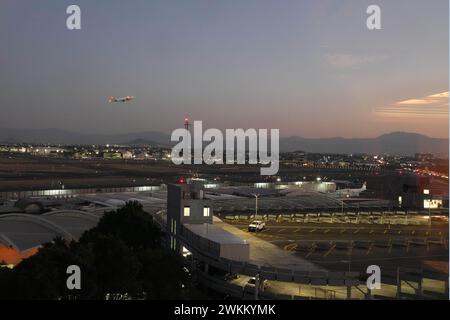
255, 273, 260, 300
424, 189, 431, 227
251, 193, 260, 220
347, 243, 352, 272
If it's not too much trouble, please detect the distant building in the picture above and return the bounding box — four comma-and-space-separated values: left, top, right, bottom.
134, 152, 149, 160
399, 179, 448, 209
30, 147, 66, 156
415, 153, 434, 162
120, 151, 133, 159
254, 181, 337, 193
102, 152, 122, 160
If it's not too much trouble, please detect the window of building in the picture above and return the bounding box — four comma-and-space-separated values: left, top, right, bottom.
203, 206, 210, 217
183, 206, 190, 217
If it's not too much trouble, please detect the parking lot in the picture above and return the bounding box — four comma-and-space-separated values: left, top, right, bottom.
223, 272, 448, 300
225, 216, 449, 275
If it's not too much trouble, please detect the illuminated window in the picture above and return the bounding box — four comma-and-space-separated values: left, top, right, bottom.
424, 199, 442, 209
423, 189, 430, 195
203, 207, 210, 217
183, 206, 190, 217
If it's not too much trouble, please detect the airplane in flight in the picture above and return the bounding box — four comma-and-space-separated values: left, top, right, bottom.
108, 96, 134, 103
333, 182, 367, 198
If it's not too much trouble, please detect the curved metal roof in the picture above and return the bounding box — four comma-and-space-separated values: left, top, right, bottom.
0, 210, 99, 252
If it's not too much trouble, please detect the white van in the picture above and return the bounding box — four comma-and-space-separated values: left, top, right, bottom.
248, 220, 265, 232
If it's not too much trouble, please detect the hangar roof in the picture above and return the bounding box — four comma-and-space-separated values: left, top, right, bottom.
0, 210, 99, 252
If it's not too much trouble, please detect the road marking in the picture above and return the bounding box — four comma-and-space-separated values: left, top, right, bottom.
278, 229, 285, 233
411, 231, 416, 236
397, 230, 402, 235
340, 229, 346, 234
305, 249, 315, 258
324, 229, 330, 234
294, 228, 301, 233
309, 229, 316, 233
323, 244, 336, 257
353, 228, 360, 234
284, 243, 298, 252
305, 242, 317, 258
384, 229, 388, 234
369, 230, 374, 234
366, 244, 373, 255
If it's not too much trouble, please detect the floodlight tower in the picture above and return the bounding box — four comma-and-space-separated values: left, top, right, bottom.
183, 117, 191, 163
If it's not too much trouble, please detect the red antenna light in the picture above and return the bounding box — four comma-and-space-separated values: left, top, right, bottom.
184, 117, 190, 130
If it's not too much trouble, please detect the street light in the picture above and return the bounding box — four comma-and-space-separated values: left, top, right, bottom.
424, 189, 431, 227
251, 193, 260, 219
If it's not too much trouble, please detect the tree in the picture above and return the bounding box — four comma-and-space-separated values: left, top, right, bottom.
1, 201, 191, 300
81, 201, 162, 250
82, 233, 142, 298
139, 248, 189, 300
10, 238, 79, 299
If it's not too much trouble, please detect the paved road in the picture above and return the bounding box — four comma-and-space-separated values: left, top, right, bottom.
216, 219, 325, 272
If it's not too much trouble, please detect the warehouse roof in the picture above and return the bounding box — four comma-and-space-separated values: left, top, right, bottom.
0, 210, 99, 252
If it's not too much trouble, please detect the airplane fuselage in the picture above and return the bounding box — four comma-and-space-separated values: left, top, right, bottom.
108, 96, 134, 103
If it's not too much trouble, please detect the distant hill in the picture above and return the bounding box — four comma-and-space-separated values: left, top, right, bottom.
0, 128, 447, 156
123, 138, 169, 147
0, 128, 170, 147
280, 132, 448, 156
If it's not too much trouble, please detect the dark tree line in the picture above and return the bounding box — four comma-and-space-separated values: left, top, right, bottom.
0, 201, 196, 300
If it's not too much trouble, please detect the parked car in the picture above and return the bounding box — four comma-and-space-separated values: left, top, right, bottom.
247, 277, 268, 289
248, 220, 265, 232
224, 273, 240, 281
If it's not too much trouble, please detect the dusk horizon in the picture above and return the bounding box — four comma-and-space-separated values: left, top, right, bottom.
0, 126, 449, 140
1, 0, 448, 139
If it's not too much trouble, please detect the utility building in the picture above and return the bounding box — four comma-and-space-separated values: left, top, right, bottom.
166, 181, 249, 262
167, 181, 213, 252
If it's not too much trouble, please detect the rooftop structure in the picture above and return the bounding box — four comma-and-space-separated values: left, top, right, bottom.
0, 210, 100, 264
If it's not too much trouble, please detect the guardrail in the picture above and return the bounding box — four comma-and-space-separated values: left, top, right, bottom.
217, 211, 449, 223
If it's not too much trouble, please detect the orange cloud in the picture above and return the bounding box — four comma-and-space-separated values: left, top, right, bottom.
374, 91, 449, 118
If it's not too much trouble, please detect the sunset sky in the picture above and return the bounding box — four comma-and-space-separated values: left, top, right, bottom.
0, 0, 448, 138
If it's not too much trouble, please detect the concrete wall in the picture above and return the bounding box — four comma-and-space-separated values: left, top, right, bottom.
220, 243, 250, 262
